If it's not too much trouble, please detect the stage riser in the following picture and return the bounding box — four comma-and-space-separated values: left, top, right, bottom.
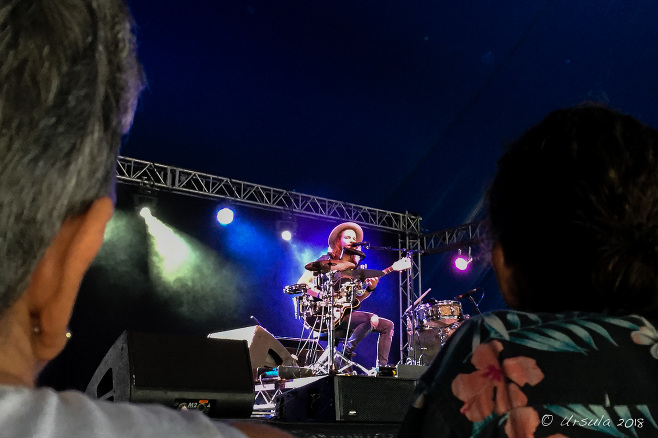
275, 375, 416, 423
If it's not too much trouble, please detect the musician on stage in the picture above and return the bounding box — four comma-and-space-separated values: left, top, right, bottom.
297, 222, 394, 368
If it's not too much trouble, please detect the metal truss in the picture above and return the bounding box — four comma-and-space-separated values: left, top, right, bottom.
398, 232, 423, 365
116, 156, 421, 233
421, 221, 487, 254
398, 221, 487, 364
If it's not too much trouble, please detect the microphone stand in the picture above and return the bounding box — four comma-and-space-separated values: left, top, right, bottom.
360, 244, 424, 256
454, 288, 484, 315
468, 295, 482, 315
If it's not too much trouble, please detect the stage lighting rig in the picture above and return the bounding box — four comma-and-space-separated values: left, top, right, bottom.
133, 179, 158, 218
276, 211, 297, 242
454, 247, 472, 271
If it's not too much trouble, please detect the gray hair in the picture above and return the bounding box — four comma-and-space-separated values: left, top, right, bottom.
0, 0, 145, 312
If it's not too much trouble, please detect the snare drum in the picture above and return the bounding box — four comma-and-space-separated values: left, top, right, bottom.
412, 300, 463, 328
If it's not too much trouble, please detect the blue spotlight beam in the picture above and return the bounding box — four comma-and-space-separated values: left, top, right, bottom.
116, 156, 420, 233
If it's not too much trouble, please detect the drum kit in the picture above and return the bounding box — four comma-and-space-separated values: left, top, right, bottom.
283, 258, 385, 374
404, 298, 468, 366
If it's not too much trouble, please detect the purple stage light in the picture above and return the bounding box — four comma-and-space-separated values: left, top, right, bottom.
454, 248, 472, 271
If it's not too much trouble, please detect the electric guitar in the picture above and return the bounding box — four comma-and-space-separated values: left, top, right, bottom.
302, 257, 412, 332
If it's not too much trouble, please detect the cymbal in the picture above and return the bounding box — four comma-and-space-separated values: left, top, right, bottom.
343, 247, 366, 258
341, 268, 385, 280
305, 259, 356, 273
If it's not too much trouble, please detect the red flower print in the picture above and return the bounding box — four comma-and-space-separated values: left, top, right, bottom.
451, 340, 545, 422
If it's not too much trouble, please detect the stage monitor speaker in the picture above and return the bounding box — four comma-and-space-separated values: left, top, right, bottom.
208, 325, 294, 379
275, 375, 417, 423
85, 331, 254, 418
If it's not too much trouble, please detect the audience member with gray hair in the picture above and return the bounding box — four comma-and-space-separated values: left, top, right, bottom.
0, 1, 288, 436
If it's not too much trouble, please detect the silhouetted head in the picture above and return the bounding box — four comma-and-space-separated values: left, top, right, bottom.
488, 104, 658, 316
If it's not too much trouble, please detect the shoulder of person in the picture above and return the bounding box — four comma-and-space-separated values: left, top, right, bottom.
0, 386, 247, 438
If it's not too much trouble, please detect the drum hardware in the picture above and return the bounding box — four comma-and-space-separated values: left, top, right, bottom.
319, 268, 342, 374
286, 267, 344, 374
283, 284, 307, 295
290, 262, 368, 375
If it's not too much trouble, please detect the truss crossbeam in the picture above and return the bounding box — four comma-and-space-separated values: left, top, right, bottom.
421, 221, 486, 254
116, 156, 421, 233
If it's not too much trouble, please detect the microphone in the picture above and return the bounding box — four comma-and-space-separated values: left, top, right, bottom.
454, 288, 481, 300
343, 247, 366, 258
350, 241, 368, 247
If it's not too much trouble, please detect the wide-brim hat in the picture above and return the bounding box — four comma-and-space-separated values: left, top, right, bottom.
328, 222, 364, 248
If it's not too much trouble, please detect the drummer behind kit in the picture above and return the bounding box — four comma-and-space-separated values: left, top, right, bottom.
290, 257, 412, 333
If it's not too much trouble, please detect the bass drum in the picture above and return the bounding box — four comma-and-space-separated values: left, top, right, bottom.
407, 317, 468, 366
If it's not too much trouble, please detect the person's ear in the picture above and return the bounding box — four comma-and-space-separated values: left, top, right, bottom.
491, 241, 520, 309
27, 197, 114, 362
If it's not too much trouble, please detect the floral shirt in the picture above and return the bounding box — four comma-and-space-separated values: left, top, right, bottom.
398, 310, 658, 438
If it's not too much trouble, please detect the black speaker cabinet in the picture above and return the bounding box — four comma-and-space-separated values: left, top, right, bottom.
85, 331, 254, 418
275, 375, 417, 423
208, 325, 294, 379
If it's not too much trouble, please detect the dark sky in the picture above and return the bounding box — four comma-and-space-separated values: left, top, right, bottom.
122, 0, 658, 234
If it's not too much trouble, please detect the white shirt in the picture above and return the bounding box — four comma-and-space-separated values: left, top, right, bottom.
0, 386, 247, 438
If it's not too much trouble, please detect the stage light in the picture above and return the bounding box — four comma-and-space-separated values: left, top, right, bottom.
454, 248, 472, 271
134, 189, 158, 218
216, 207, 234, 225
276, 211, 297, 242
139, 206, 152, 218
